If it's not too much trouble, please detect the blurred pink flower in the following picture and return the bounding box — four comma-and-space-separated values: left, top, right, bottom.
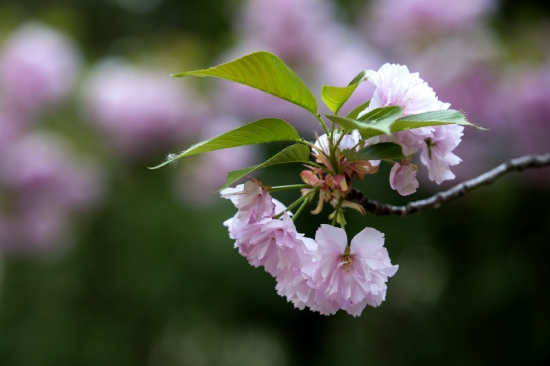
0, 103, 27, 146
0, 208, 71, 256
84, 60, 205, 159
0, 133, 105, 255
237, 0, 338, 64
363, 0, 496, 47
501, 63, 550, 156
0, 21, 80, 115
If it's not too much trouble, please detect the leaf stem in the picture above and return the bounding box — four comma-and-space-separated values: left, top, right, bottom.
292, 194, 312, 222
273, 187, 319, 219
268, 184, 312, 193
315, 114, 330, 135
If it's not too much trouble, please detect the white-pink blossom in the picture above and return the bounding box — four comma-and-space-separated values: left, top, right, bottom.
314, 130, 362, 155
362, 63, 463, 184
389, 161, 419, 196
420, 124, 464, 184
222, 185, 317, 277
361, 63, 450, 118
220, 180, 275, 230
308, 225, 398, 316
235, 212, 317, 277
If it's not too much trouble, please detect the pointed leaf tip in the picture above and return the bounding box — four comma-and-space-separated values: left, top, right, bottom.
393, 110, 482, 131
321, 70, 367, 115
171, 51, 318, 114
150, 118, 304, 169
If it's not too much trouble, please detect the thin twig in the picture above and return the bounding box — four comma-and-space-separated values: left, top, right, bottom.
348, 153, 550, 216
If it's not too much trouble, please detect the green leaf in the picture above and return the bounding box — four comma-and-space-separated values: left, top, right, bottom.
392, 110, 484, 131
321, 70, 366, 115
325, 106, 404, 137
346, 100, 370, 120
327, 108, 482, 140
149, 118, 303, 169
220, 144, 311, 190
343, 143, 405, 162
172, 51, 318, 115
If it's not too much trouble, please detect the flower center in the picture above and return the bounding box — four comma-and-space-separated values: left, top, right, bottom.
341, 246, 353, 272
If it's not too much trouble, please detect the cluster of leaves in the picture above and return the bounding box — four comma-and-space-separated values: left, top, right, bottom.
151, 51, 476, 191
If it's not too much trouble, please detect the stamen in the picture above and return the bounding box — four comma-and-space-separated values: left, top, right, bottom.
341, 246, 353, 272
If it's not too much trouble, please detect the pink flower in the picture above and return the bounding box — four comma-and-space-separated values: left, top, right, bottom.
362, 63, 463, 184
309, 225, 398, 316
235, 212, 317, 277
220, 180, 275, 229
314, 130, 362, 155
222, 185, 317, 277
361, 63, 450, 118
275, 259, 318, 310
420, 124, 463, 184
389, 160, 419, 196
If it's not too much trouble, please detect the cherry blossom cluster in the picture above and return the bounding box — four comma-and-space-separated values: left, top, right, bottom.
218, 62, 466, 316
364, 63, 464, 195
221, 180, 398, 316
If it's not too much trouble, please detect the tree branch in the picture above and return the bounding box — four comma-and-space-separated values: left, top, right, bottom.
348, 153, 550, 216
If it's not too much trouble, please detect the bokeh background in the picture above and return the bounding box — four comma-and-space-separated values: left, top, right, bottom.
1, 0, 549, 365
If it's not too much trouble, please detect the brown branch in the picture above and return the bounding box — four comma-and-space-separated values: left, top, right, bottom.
348, 152, 550, 216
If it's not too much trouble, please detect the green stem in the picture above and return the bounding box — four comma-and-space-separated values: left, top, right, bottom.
330, 197, 345, 227
304, 161, 327, 171
292, 194, 311, 222
273, 188, 318, 219
315, 114, 330, 135
268, 184, 312, 193
331, 210, 338, 226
